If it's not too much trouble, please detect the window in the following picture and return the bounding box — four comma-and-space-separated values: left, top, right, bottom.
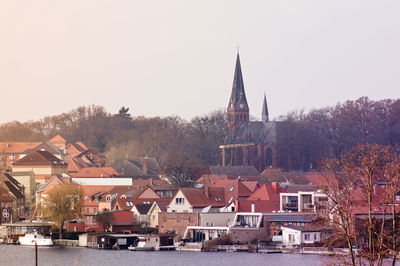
252, 216, 259, 227
116, 205, 119, 210
304, 234, 310, 240
166, 191, 173, 198
94, 208, 96, 214
314, 234, 317, 240
175, 198, 185, 205
152, 215, 155, 221
87, 208, 90, 214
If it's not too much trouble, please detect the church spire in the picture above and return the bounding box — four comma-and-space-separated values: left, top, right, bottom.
262, 92, 269, 122
230, 53, 248, 108
227, 52, 249, 130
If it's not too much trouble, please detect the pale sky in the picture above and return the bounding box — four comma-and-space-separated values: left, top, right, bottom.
1, 1, 400, 124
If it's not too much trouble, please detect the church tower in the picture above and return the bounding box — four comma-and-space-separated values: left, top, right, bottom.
227, 53, 249, 130
261, 92, 269, 122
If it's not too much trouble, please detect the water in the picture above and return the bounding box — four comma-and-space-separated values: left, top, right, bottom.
0, 245, 330, 266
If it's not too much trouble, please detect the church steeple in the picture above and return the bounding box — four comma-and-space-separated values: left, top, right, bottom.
228, 52, 249, 130
262, 92, 269, 122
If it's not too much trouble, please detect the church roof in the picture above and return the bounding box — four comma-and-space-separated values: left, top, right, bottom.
235, 121, 279, 144
229, 53, 248, 109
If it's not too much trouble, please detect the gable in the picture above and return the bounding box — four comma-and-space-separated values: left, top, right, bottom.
136, 187, 160, 199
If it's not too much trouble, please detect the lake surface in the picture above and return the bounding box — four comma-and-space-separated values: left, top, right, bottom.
0, 245, 332, 266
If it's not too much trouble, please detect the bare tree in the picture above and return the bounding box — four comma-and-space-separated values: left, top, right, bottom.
321, 144, 400, 266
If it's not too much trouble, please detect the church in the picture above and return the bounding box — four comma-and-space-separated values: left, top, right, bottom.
220, 53, 280, 172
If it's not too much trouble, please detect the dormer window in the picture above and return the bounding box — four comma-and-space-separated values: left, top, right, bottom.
229, 187, 234, 192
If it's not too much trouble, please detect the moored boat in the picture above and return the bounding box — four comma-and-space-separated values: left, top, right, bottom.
18, 232, 53, 246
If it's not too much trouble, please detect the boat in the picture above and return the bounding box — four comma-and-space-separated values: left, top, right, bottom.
18, 232, 53, 246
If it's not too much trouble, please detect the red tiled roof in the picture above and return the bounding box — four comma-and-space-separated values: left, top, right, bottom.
247, 183, 284, 201
0, 142, 41, 153
211, 179, 252, 204
242, 181, 259, 192
13, 150, 65, 165
73, 167, 120, 178
49, 135, 66, 143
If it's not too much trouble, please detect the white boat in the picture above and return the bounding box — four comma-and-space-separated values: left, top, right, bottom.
18, 232, 53, 246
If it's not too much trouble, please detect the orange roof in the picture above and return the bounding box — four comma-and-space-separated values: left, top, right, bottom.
0, 142, 41, 153
247, 183, 284, 201
242, 181, 259, 192
80, 185, 115, 206
212, 179, 253, 204
49, 135, 66, 143
73, 167, 120, 178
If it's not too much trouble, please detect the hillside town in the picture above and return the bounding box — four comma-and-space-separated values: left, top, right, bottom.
0, 55, 399, 266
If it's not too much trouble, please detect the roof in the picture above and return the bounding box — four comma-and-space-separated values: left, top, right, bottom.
234, 121, 278, 144
229, 53, 248, 109
154, 200, 169, 212
131, 179, 173, 191
212, 179, 252, 204
0, 172, 24, 199
174, 187, 225, 208
73, 167, 120, 178
49, 135, 66, 143
0, 186, 15, 201
247, 183, 284, 201
262, 93, 269, 122
283, 225, 322, 232
210, 166, 260, 176
0, 142, 41, 153
36, 175, 65, 193
133, 203, 152, 214
268, 216, 315, 223
284, 184, 319, 193
68, 157, 89, 173
242, 181, 259, 192
112, 158, 160, 177
13, 150, 65, 165
23, 141, 63, 155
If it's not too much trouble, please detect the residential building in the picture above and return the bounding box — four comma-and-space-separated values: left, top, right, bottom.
281, 225, 322, 246
167, 187, 225, 213
280, 185, 329, 214
12, 150, 68, 183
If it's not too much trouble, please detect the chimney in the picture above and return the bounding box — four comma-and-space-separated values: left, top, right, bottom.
150, 177, 153, 186
142, 157, 148, 174
251, 203, 255, 213
271, 182, 278, 193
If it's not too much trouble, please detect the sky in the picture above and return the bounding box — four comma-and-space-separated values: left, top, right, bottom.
1, 1, 400, 124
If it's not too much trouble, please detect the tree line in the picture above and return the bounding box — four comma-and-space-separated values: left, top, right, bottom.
1, 97, 400, 171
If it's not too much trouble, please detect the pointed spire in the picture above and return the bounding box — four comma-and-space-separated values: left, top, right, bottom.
262, 92, 269, 122
230, 52, 248, 108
